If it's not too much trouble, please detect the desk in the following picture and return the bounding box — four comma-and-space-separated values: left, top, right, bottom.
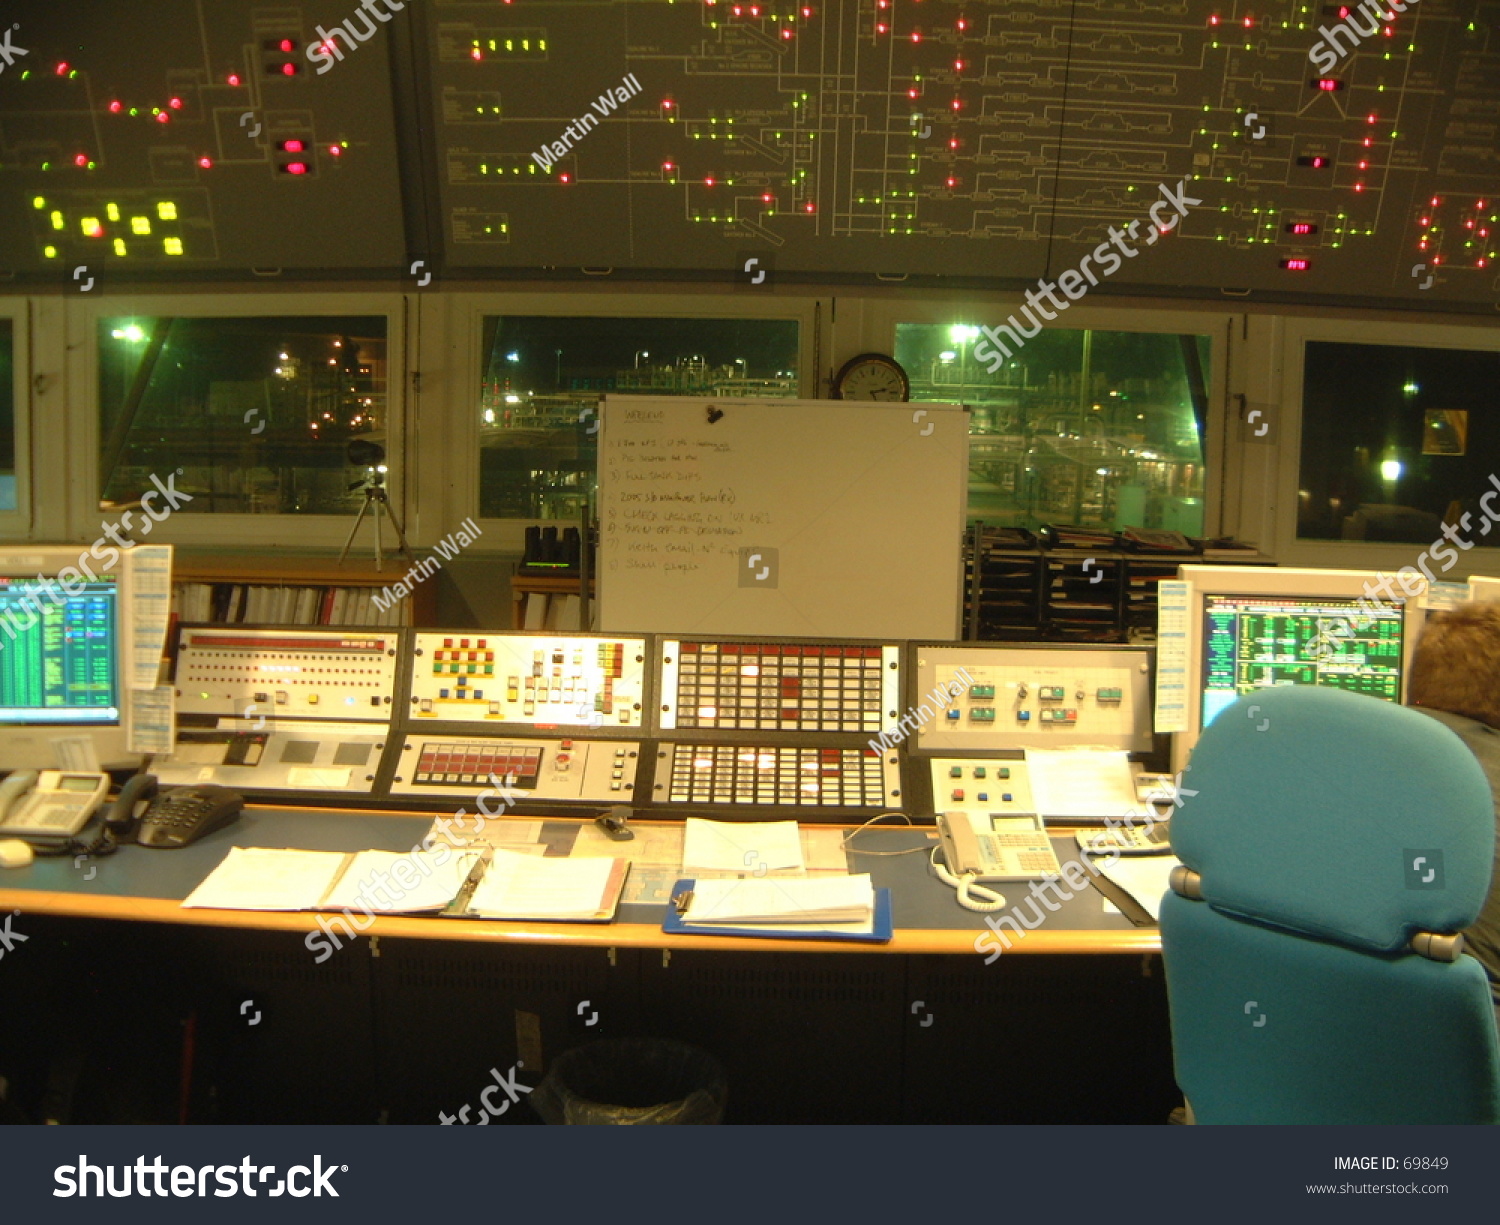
0, 805, 1161, 956
0, 807, 1174, 1124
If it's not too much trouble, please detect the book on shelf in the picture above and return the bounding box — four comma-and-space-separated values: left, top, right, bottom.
173, 581, 413, 626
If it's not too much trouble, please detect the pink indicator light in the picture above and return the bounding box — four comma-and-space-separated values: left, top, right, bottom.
283, 139, 306, 152
169, 96, 183, 109
281, 62, 297, 76
1316, 79, 1339, 91
908, 88, 918, 98
876, 22, 887, 32
279, 39, 295, 53
762, 193, 773, 202
781, 28, 793, 38
954, 59, 964, 70
108, 100, 122, 113
198, 156, 213, 169
957, 19, 967, 30
911, 31, 921, 42
74, 154, 88, 167
228, 73, 241, 86
951, 98, 961, 110
560, 173, 571, 183
704, 176, 716, 186
156, 111, 170, 123
1209, 15, 1219, 25
804, 201, 815, 213
56, 62, 68, 75
471, 47, 482, 60
802, 6, 813, 15
1283, 259, 1309, 270
663, 161, 674, 170
285, 162, 308, 175
949, 138, 959, 149
663, 99, 674, 108
1243, 15, 1253, 27
946, 177, 956, 188
328, 144, 342, 157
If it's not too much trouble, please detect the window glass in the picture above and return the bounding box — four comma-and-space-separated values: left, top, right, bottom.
0, 320, 14, 512
99, 317, 388, 515
479, 317, 799, 519
1299, 340, 1500, 543
895, 325, 1209, 534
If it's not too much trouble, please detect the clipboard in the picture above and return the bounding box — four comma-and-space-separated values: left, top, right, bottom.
662, 878, 894, 944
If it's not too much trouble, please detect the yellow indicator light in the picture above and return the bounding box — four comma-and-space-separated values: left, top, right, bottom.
131, 216, 151, 234
31, 196, 45, 210
43, 245, 58, 258
50, 211, 64, 231
106, 203, 121, 221
157, 201, 178, 220
113, 238, 127, 256
81, 216, 102, 237
163, 237, 184, 255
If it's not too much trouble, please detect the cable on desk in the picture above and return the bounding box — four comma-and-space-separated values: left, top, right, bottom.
930, 845, 1008, 912
841, 812, 933, 856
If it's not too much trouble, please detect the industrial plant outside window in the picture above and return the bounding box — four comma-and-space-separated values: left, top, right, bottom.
98, 317, 389, 516
479, 316, 800, 520
895, 325, 1209, 536
1299, 340, 1500, 544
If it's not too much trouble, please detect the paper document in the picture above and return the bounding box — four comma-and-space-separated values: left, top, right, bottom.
128, 544, 174, 689
681, 874, 873, 925
1086, 853, 1181, 921
683, 818, 804, 874
183, 848, 350, 911
128, 686, 176, 756
467, 849, 625, 920
1024, 749, 1145, 819
319, 850, 480, 914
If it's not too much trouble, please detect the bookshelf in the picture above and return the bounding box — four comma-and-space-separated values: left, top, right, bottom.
512, 574, 595, 631
173, 553, 441, 627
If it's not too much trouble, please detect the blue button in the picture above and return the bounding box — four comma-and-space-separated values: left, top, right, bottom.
946, 709, 961, 721
1002, 793, 1013, 802
1017, 711, 1031, 722
439, 689, 450, 699
977, 792, 988, 802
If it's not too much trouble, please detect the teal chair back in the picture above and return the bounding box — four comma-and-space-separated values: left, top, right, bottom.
1160, 685, 1500, 1123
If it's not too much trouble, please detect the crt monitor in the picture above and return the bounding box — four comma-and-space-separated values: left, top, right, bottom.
0, 546, 138, 771
1162, 566, 1425, 773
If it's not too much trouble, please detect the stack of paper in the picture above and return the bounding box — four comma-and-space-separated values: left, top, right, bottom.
682, 818, 805, 875
464, 848, 628, 921
680, 874, 874, 926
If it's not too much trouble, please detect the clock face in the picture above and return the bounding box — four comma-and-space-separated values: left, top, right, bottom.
834, 353, 910, 401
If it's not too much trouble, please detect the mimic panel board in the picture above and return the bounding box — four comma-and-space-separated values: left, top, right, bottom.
388, 735, 640, 805
659, 639, 901, 735
912, 646, 1152, 753
0, 0, 406, 272
154, 722, 388, 796
173, 627, 400, 721
407, 632, 648, 728
424, 0, 1500, 305
651, 743, 901, 811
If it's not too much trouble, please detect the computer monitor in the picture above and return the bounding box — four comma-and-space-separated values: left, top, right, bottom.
1160, 566, 1425, 772
0, 546, 138, 771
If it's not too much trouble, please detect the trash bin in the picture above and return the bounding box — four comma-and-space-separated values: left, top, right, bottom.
531, 1039, 727, 1125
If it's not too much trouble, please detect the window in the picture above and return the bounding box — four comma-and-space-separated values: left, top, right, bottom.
478, 316, 799, 519
98, 317, 389, 515
895, 325, 1209, 534
1299, 340, 1500, 543
0, 319, 14, 513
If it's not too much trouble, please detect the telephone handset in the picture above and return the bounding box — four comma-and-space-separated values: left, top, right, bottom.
932, 811, 1008, 912
0, 770, 111, 840
135, 784, 243, 848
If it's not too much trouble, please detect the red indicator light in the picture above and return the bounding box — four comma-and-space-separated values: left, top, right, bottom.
957, 18, 967, 29
83, 220, 103, 238
951, 98, 961, 110
471, 46, 482, 60
663, 161, 674, 170
946, 177, 957, 188
56, 62, 68, 75
1281, 258, 1310, 270
281, 63, 297, 76
328, 144, 341, 157
663, 99, 674, 109
74, 154, 88, 167
198, 156, 213, 169
108, 100, 122, 113
876, 23, 887, 33
1209, 15, 1219, 25
284, 162, 308, 175
157, 112, 170, 123
169, 96, 183, 109
1288, 223, 1316, 234
804, 201, 815, 213
280, 39, 295, 53
762, 193, 773, 202
954, 59, 964, 70
704, 176, 716, 186
803, 5, 813, 14
560, 173, 571, 183
280, 139, 306, 152
781, 28, 793, 38
1244, 15, 1254, 27
907, 88, 918, 98
228, 73, 241, 86
1315, 78, 1341, 91
949, 138, 959, 149
1297, 155, 1329, 168
911, 31, 921, 43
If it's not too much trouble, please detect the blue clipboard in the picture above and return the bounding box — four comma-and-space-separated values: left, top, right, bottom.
662, 879, 894, 944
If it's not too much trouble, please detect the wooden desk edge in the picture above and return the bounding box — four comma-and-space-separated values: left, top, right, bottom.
0, 889, 1162, 955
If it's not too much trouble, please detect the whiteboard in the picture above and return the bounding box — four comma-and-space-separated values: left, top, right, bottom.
597, 396, 968, 639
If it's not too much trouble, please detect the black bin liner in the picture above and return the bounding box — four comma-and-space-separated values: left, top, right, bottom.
531, 1039, 727, 1125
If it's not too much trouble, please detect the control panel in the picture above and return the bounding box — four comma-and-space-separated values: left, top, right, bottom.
388, 735, 641, 805
174, 628, 400, 720
659, 639, 901, 734
653, 742, 901, 811
408, 633, 648, 728
929, 757, 1037, 817
912, 646, 1152, 751
155, 722, 390, 795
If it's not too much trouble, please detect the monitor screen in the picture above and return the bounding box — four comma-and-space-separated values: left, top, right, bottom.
1201, 592, 1404, 729
0, 576, 121, 725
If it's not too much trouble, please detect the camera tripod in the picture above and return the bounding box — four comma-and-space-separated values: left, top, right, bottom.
338, 469, 415, 571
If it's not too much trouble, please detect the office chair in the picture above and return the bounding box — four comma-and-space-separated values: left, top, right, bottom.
1160, 685, 1500, 1123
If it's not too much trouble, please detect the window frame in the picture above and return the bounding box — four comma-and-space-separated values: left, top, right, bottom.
67, 291, 408, 549
436, 289, 819, 552
1275, 315, 1500, 574
0, 299, 32, 537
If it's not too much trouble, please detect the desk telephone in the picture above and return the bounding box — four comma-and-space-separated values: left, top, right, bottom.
0, 769, 242, 851
932, 810, 1063, 912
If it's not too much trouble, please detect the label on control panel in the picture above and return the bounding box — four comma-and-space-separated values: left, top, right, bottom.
174, 629, 398, 721
408, 633, 647, 729
389, 736, 641, 804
